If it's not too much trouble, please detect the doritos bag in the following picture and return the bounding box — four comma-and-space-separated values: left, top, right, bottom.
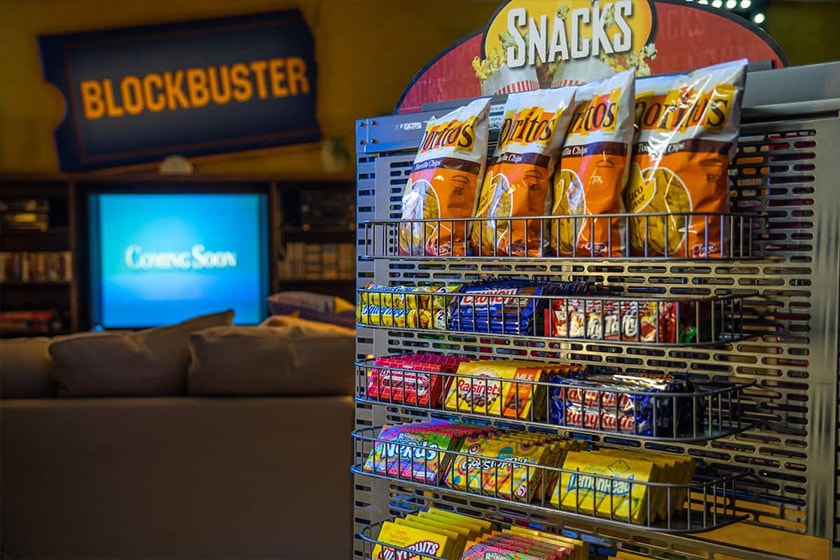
471, 88, 576, 257
551, 69, 635, 257
400, 98, 491, 256
624, 59, 748, 258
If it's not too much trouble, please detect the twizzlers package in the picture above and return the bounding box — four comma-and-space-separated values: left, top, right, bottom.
471, 87, 576, 257
551, 69, 635, 257
624, 59, 748, 258
400, 98, 491, 256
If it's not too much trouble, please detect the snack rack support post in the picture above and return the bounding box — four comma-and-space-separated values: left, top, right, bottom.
353, 61, 840, 559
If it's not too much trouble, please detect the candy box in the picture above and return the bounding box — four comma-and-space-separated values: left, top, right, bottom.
363, 425, 462, 485
396, 517, 463, 560
496, 441, 555, 503
500, 367, 548, 421
444, 361, 520, 416
366, 356, 451, 407
372, 520, 450, 560
465, 534, 566, 560
555, 451, 654, 525
505, 528, 586, 560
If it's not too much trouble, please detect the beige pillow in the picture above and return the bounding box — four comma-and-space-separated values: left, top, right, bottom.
188, 322, 355, 396
49, 310, 234, 397
260, 314, 356, 337
0, 337, 58, 399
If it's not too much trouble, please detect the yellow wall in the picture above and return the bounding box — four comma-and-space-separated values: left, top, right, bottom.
0, 0, 837, 176
0, 0, 497, 176
766, 2, 840, 67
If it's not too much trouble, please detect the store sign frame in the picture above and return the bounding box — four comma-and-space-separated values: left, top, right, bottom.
396, 0, 787, 114
39, 10, 321, 171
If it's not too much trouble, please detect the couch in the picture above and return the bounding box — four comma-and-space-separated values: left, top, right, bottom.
0, 311, 356, 560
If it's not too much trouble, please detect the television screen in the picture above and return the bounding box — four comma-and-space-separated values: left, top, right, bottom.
88, 192, 269, 328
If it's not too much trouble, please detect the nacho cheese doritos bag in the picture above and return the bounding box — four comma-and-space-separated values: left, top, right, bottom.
551, 69, 636, 258
400, 98, 491, 256
624, 59, 748, 258
471, 88, 576, 257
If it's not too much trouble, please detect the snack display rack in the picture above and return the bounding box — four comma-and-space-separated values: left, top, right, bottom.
353, 62, 840, 560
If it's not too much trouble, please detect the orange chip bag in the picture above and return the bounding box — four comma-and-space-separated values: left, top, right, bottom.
551, 69, 635, 258
400, 98, 491, 257
471, 88, 576, 257
624, 59, 748, 258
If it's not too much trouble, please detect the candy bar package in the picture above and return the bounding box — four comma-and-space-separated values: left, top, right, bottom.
450, 280, 597, 335
549, 373, 700, 438
359, 284, 463, 331
357, 303, 428, 329
366, 353, 467, 407
471, 87, 576, 257
545, 297, 709, 344
400, 98, 491, 256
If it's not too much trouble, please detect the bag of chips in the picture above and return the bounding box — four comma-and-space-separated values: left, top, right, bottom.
471, 88, 576, 257
551, 69, 636, 257
400, 98, 491, 256
624, 59, 748, 258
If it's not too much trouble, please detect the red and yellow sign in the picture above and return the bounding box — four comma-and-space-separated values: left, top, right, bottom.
396, 0, 786, 114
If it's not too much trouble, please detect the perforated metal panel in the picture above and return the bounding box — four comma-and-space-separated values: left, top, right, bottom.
354, 63, 840, 560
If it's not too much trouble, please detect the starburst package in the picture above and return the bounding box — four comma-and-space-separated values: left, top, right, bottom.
471, 88, 576, 257
400, 98, 491, 256
624, 59, 748, 258
551, 69, 635, 257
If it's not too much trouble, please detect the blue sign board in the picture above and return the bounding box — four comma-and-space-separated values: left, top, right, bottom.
39, 10, 321, 171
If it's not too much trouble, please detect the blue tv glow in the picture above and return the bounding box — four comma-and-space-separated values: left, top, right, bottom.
88, 192, 269, 328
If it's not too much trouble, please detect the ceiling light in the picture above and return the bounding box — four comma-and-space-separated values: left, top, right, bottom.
712, 0, 723, 6
753, 12, 766, 24
726, 0, 737, 7
740, 0, 752, 8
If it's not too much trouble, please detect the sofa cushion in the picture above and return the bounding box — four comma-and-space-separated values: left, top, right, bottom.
0, 337, 58, 399
188, 317, 354, 396
49, 310, 234, 397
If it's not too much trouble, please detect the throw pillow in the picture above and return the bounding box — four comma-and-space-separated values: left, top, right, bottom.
49, 309, 234, 397
0, 337, 58, 399
188, 320, 354, 396
266, 291, 356, 329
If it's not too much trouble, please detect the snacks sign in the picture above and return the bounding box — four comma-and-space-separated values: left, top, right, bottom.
39, 10, 320, 171
396, 0, 786, 113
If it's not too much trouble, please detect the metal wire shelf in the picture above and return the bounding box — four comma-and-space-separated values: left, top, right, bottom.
355, 357, 755, 442
353, 425, 748, 534
357, 286, 756, 347
358, 212, 759, 260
